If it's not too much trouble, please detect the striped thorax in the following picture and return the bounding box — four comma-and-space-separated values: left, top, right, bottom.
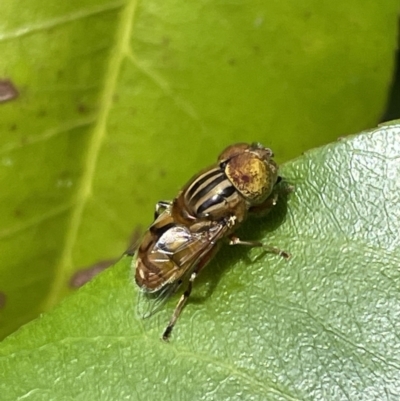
175, 142, 278, 221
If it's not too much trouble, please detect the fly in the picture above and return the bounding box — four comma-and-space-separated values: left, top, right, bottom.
133, 142, 290, 340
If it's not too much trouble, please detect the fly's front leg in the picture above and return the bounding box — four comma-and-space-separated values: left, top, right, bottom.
249, 193, 278, 215
228, 236, 290, 259
249, 179, 294, 216
154, 201, 172, 219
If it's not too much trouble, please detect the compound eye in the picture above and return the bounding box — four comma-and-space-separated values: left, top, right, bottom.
225, 153, 278, 203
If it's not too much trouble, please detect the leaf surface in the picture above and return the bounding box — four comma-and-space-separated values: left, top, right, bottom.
1, 123, 400, 400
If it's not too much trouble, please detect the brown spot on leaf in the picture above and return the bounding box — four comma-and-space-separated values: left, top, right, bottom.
69, 259, 117, 288
77, 103, 89, 114
14, 208, 23, 217
0, 79, 19, 103
70, 226, 142, 288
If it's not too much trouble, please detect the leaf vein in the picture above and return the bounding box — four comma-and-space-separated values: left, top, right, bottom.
0, 1, 125, 42
42, 0, 139, 310
126, 51, 201, 122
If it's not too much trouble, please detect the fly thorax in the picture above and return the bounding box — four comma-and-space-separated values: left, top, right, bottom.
183, 166, 243, 220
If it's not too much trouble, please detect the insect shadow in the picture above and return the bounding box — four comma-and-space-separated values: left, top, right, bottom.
186, 184, 292, 305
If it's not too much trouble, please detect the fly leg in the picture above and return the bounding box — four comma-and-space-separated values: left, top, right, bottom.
161, 271, 197, 341
249, 180, 294, 216
162, 244, 220, 341
154, 200, 172, 219
249, 192, 279, 215
228, 236, 291, 259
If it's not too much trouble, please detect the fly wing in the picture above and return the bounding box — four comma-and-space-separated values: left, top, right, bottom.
135, 221, 228, 319
136, 279, 182, 319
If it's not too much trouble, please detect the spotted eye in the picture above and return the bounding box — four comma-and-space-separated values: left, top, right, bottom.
224, 150, 278, 204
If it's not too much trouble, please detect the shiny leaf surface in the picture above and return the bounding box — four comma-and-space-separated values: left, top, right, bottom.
1, 123, 399, 400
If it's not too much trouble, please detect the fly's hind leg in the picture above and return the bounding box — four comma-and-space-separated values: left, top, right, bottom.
162, 271, 197, 341
162, 245, 220, 341
154, 200, 172, 219
228, 236, 291, 259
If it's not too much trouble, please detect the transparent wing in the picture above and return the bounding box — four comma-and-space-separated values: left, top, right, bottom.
135, 222, 228, 319
136, 279, 183, 319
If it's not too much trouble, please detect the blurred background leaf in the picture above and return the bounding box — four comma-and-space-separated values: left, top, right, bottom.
1, 124, 400, 400
0, 0, 399, 339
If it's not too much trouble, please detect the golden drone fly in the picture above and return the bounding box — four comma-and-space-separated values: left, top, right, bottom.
133, 142, 290, 340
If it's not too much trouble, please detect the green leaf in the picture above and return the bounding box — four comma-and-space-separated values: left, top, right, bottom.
1, 123, 400, 400
0, 0, 398, 338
